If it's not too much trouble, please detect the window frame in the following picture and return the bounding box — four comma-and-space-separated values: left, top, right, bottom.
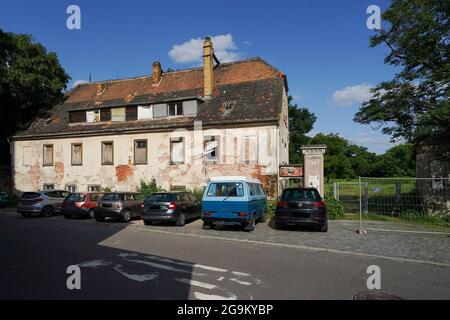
204, 135, 220, 163
71, 143, 83, 166
168, 102, 183, 116
88, 185, 101, 192
43, 144, 54, 166
101, 141, 114, 165
65, 184, 77, 193
111, 107, 126, 122
170, 137, 185, 165
43, 183, 55, 190
134, 139, 148, 165
86, 110, 101, 123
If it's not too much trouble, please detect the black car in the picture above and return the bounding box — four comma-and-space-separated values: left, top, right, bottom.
141, 192, 201, 227
94, 192, 144, 222
274, 187, 327, 232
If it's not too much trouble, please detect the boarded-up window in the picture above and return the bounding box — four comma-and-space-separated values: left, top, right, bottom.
241, 136, 258, 164
183, 100, 198, 115
134, 140, 147, 164
86, 110, 101, 123
111, 107, 126, 121
153, 103, 167, 117
204, 136, 219, 162
170, 137, 184, 164
138, 105, 153, 119
71, 143, 82, 165
101, 142, 114, 165
168, 102, 183, 116
43, 144, 53, 166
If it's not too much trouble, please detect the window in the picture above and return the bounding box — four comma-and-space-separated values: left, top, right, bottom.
134, 140, 148, 164
204, 136, 219, 162
241, 136, 258, 164
71, 143, 82, 165
88, 185, 101, 192
86, 110, 101, 123
206, 183, 244, 197
138, 105, 153, 120
153, 103, 167, 117
43, 183, 54, 190
65, 185, 77, 193
249, 183, 257, 196
168, 102, 183, 116
43, 145, 53, 166
101, 141, 114, 165
183, 100, 197, 116
170, 137, 184, 164
111, 107, 126, 122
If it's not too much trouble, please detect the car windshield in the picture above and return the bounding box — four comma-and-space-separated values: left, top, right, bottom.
66, 193, 86, 202
101, 193, 122, 201
22, 192, 41, 199
207, 182, 244, 197
282, 189, 321, 201
145, 193, 176, 203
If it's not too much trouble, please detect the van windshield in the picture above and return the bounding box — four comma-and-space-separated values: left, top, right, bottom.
282, 189, 320, 201
207, 183, 244, 197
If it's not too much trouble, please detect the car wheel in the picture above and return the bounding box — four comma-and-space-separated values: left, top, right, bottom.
202, 221, 213, 230
245, 216, 256, 232
121, 209, 131, 223
20, 212, 31, 218
259, 209, 267, 223
144, 220, 153, 226
176, 213, 187, 227
94, 214, 105, 222
88, 209, 95, 219
64, 214, 72, 219
319, 221, 328, 232
41, 206, 54, 217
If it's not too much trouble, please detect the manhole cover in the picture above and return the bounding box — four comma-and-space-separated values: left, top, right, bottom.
353, 292, 403, 300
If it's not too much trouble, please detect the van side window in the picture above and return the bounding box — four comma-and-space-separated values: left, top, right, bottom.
249, 183, 257, 196
255, 184, 262, 196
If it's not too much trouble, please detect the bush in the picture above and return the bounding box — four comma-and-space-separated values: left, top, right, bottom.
266, 199, 278, 218
188, 187, 205, 201
137, 178, 166, 197
325, 196, 344, 219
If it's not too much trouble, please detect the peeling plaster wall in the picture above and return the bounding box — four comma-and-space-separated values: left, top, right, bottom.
13, 125, 280, 196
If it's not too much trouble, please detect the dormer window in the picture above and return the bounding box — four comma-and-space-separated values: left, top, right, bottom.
111, 107, 126, 122
86, 110, 101, 123
168, 102, 183, 116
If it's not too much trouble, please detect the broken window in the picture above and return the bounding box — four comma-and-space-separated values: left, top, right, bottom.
111, 107, 126, 122
168, 102, 183, 116
138, 105, 153, 120
134, 139, 148, 164
204, 136, 219, 162
86, 110, 101, 123
153, 103, 168, 117
102, 141, 114, 165
241, 136, 258, 164
71, 143, 82, 165
43, 144, 53, 166
170, 137, 184, 164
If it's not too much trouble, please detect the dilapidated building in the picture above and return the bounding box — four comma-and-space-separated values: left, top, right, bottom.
10, 37, 289, 196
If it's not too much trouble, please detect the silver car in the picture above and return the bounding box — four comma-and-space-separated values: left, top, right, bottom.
17, 190, 70, 217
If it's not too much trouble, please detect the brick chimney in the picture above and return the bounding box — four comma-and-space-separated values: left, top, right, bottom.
203, 37, 214, 97
152, 61, 162, 85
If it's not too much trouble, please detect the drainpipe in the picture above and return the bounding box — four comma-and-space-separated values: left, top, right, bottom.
6, 137, 14, 195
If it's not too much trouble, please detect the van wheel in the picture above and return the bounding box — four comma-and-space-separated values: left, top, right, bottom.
245, 216, 256, 232
121, 209, 131, 223
41, 206, 54, 217
176, 213, 186, 227
319, 221, 328, 232
144, 220, 153, 226
259, 209, 267, 223
202, 222, 213, 230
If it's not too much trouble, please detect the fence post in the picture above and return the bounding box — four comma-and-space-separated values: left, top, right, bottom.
363, 183, 369, 214
358, 176, 367, 234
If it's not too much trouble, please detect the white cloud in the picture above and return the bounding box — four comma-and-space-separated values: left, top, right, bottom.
331, 82, 374, 107
72, 79, 89, 88
168, 34, 242, 64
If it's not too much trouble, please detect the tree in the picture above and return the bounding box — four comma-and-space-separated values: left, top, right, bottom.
354, 0, 449, 158
372, 144, 416, 177
0, 29, 70, 163
288, 96, 316, 164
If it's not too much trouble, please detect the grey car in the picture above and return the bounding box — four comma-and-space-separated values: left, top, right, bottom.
17, 190, 71, 217
94, 192, 144, 223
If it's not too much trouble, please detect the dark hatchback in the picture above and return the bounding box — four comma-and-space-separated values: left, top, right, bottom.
275, 187, 327, 232
141, 192, 201, 227
94, 192, 144, 223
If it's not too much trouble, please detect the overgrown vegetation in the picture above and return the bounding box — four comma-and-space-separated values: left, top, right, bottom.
137, 179, 166, 197
324, 196, 344, 220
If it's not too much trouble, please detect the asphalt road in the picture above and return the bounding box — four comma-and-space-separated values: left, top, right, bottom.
0, 210, 449, 300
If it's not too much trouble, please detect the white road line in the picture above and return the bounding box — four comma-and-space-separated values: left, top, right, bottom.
113, 265, 158, 282
194, 292, 237, 300
232, 271, 251, 276
230, 278, 252, 286
128, 259, 206, 276
175, 278, 217, 290
78, 260, 112, 268
144, 255, 228, 273
217, 277, 225, 281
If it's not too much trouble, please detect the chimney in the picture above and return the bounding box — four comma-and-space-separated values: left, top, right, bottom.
152, 61, 162, 85
203, 37, 214, 97
96, 83, 105, 94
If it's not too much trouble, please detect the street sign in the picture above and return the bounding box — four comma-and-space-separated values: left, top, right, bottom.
279, 165, 303, 178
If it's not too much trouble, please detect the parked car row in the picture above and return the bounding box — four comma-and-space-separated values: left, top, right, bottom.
15, 176, 328, 232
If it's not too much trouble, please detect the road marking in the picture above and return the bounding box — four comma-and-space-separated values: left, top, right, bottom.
78, 260, 112, 268
232, 271, 251, 276
217, 277, 225, 281
113, 264, 158, 282
194, 291, 237, 300
230, 278, 252, 286
175, 278, 217, 290
144, 255, 228, 273
128, 259, 205, 276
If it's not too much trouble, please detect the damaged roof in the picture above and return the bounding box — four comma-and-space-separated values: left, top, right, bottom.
13, 57, 288, 139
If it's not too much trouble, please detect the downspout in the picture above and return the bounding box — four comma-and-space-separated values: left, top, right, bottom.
6, 137, 14, 195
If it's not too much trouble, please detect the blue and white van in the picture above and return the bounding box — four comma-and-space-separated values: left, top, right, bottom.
201, 176, 267, 231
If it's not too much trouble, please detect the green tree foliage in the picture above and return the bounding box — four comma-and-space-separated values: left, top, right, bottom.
0, 29, 70, 162
137, 179, 166, 197
288, 96, 316, 164
372, 143, 416, 177
354, 0, 449, 157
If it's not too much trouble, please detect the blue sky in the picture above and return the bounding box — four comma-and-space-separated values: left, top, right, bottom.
1, 0, 397, 154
